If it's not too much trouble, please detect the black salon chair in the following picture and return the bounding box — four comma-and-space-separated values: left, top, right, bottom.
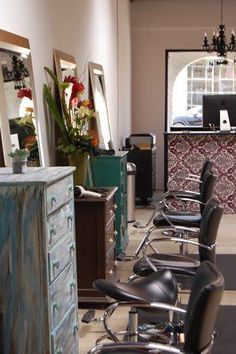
88, 261, 224, 354
132, 198, 223, 289
133, 159, 213, 230
119, 171, 217, 261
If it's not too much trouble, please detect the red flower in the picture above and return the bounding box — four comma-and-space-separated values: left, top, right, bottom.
64, 76, 85, 104
17, 88, 32, 100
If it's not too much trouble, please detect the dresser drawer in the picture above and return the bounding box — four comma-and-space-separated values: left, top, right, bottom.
105, 197, 117, 225
49, 262, 77, 329
47, 201, 74, 246
51, 305, 78, 354
47, 175, 74, 214
48, 232, 75, 283
106, 247, 116, 280
105, 220, 116, 256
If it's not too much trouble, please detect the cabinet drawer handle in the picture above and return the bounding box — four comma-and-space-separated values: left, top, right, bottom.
53, 302, 59, 311
73, 323, 79, 335
50, 225, 56, 236
70, 280, 76, 292
113, 231, 118, 236
113, 203, 118, 210
67, 215, 73, 228
69, 242, 75, 254
109, 237, 113, 244
113, 260, 118, 267
107, 269, 113, 276
53, 260, 60, 269
67, 185, 73, 196
55, 347, 63, 354
50, 195, 57, 207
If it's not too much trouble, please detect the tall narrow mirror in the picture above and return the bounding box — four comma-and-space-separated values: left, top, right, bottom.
0, 29, 42, 166
88, 62, 113, 150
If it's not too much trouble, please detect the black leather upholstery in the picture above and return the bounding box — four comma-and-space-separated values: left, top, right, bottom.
133, 199, 223, 280
93, 269, 178, 304
153, 171, 217, 228
153, 211, 201, 228
184, 261, 224, 353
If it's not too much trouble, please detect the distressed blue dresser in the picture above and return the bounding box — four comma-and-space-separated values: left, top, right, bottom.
0, 167, 79, 354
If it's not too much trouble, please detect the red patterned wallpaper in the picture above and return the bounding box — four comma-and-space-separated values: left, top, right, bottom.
166, 133, 236, 214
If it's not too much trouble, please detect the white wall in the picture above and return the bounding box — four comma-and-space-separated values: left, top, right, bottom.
131, 0, 236, 190
0, 0, 131, 165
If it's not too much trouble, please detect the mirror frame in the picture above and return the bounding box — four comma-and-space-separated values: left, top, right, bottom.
0, 28, 43, 166
54, 49, 77, 83
88, 62, 114, 150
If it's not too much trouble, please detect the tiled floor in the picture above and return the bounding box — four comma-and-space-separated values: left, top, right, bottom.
79, 205, 236, 353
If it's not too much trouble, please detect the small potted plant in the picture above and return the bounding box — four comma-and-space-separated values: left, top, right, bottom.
8, 148, 30, 174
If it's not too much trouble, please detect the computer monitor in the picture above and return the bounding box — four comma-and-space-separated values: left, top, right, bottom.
203, 94, 236, 129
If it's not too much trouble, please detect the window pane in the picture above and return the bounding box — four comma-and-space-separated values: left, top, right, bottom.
219, 80, 233, 92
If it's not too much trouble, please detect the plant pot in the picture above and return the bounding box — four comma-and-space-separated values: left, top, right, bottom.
68, 152, 88, 185
12, 159, 27, 174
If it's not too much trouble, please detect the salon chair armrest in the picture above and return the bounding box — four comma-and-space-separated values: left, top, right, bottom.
88, 341, 185, 354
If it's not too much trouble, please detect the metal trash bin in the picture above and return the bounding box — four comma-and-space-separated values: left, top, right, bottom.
127, 162, 136, 223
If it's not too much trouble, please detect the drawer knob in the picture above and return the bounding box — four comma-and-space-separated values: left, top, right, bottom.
50, 225, 56, 236
107, 269, 113, 276
51, 195, 57, 207
67, 215, 73, 228
69, 243, 75, 253
113, 203, 118, 210
53, 260, 60, 269
52, 302, 59, 311
113, 231, 118, 236
73, 324, 79, 335
109, 237, 113, 244
68, 185, 73, 195
113, 261, 118, 267
70, 280, 76, 291
109, 209, 114, 216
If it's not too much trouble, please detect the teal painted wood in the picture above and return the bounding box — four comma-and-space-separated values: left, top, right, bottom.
0, 167, 78, 354
89, 152, 128, 254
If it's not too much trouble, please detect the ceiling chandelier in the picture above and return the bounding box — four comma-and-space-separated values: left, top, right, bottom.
203, 0, 236, 58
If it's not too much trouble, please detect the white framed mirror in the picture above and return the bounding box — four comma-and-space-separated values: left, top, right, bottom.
0, 29, 42, 166
88, 62, 113, 150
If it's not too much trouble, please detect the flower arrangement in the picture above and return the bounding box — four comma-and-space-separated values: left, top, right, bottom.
43, 67, 97, 156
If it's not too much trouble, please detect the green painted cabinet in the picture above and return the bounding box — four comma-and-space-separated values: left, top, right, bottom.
90, 152, 128, 254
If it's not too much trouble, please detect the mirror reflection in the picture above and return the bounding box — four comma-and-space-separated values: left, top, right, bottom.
89, 62, 113, 150
1, 50, 39, 165
167, 51, 236, 130
0, 29, 41, 166
54, 49, 77, 109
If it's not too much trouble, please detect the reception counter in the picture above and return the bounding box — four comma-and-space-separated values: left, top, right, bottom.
165, 131, 236, 213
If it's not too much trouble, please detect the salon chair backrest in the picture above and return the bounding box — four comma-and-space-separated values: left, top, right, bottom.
198, 198, 223, 264
200, 159, 213, 181
184, 261, 224, 354
199, 171, 217, 214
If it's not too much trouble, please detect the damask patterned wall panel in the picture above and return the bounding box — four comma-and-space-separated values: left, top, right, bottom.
166, 133, 236, 213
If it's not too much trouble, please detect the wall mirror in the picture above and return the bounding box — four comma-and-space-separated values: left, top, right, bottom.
54, 49, 77, 108
166, 50, 236, 131
0, 29, 42, 166
88, 62, 114, 150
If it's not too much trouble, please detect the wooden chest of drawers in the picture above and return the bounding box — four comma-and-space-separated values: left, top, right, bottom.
74, 187, 117, 305
0, 167, 79, 354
